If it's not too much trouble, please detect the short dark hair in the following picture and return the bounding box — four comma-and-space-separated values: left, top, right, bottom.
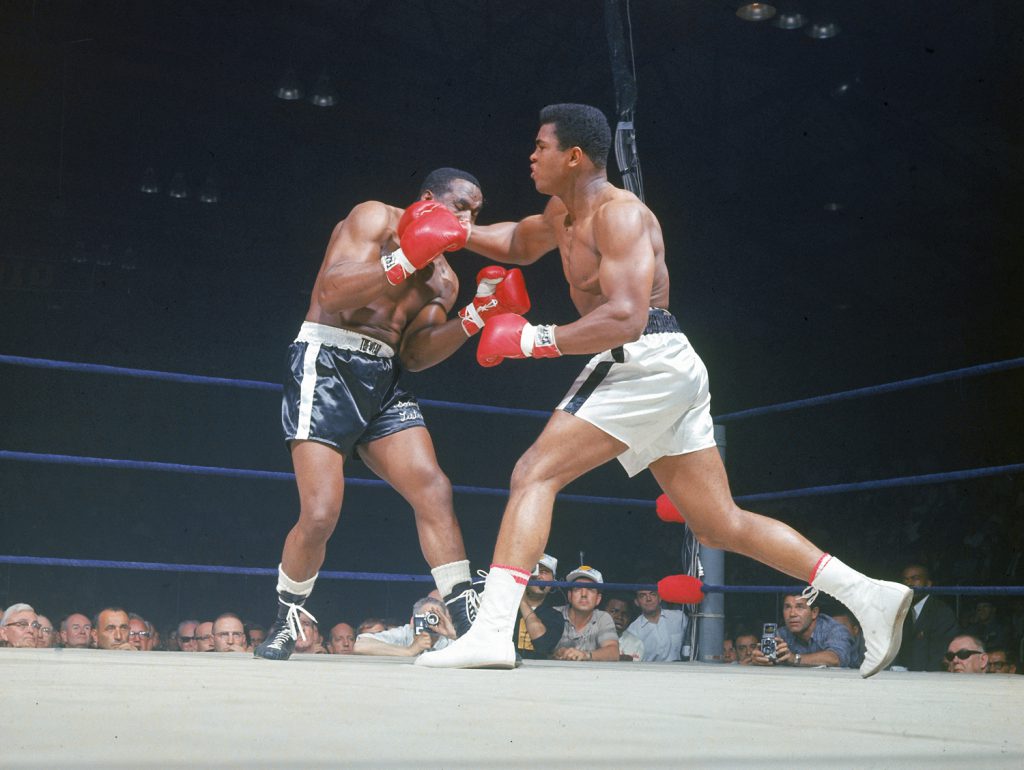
419, 167, 480, 196
902, 562, 932, 581
539, 103, 612, 168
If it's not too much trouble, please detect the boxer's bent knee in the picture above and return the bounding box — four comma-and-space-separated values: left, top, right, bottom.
686, 504, 749, 550
509, 446, 571, 493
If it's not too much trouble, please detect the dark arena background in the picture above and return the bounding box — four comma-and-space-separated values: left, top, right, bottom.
1, 2, 1022, 767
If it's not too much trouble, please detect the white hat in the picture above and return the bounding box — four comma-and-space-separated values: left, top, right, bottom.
565, 565, 604, 585
532, 553, 558, 576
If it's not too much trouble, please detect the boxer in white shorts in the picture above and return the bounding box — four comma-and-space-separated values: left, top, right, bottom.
556, 307, 716, 478
417, 103, 912, 677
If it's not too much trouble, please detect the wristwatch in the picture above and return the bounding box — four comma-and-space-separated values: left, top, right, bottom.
793, 653, 802, 666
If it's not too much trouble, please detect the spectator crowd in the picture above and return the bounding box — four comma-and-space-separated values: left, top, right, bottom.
2, 556, 1020, 675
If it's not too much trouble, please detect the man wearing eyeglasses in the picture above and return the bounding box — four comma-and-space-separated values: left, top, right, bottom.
127, 614, 155, 651
0, 603, 40, 648
945, 634, 988, 673
985, 648, 1017, 674
212, 613, 249, 653
35, 614, 58, 648
60, 613, 94, 649
175, 619, 199, 652
92, 607, 135, 651
195, 621, 216, 652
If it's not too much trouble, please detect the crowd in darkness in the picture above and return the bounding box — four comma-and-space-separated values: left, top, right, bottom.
3, 551, 1021, 675
3, 464, 1021, 671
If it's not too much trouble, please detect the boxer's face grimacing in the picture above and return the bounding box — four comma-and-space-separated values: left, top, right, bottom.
426, 179, 483, 233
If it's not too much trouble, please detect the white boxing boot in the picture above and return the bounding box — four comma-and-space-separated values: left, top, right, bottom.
415, 564, 528, 669
810, 554, 913, 678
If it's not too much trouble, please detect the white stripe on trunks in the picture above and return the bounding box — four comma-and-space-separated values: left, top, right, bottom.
295, 341, 321, 440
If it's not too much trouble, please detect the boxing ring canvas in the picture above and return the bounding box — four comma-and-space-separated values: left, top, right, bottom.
3, 648, 1021, 768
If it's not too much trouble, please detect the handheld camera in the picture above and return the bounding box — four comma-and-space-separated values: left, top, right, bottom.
413, 611, 440, 636
760, 622, 778, 661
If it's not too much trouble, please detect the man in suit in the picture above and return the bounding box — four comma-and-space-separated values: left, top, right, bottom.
895, 563, 959, 671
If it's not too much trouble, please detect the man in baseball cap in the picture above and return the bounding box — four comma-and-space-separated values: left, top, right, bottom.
552, 565, 619, 662
516, 554, 564, 660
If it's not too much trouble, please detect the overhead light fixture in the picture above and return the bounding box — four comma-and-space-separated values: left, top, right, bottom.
806, 21, 841, 39
310, 74, 338, 108
736, 3, 776, 21
139, 167, 160, 194
823, 202, 845, 212
168, 172, 189, 199
772, 11, 806, 29
275, 68, 303, 100
198, 176, 220, 204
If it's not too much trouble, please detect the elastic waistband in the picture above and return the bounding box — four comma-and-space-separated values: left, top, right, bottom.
295, 322, 395, 358
643, 307, 681, 334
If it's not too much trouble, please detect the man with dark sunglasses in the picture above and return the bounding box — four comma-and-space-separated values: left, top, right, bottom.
945, 634, 988, 673
176, 619, 199, 653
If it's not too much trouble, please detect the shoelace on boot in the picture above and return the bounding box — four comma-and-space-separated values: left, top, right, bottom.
801, 585, 820, 606
280, 601, 317, 643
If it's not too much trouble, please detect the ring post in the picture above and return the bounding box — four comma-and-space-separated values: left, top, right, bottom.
696, 424, 727, 661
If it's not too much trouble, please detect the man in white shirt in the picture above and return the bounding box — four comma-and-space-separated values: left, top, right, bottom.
627, 586, 687, 662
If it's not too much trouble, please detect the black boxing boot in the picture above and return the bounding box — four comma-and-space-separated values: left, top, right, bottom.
254, 591, 316, 661
444, 581, 480, 638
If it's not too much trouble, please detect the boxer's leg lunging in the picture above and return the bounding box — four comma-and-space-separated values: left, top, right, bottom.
416, 413, 626, 668
492, 413, 627, 569
649, 447, 823, 581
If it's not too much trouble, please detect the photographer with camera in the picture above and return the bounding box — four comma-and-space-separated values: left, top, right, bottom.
751, 592, 856, 669
353, 596, 456, 657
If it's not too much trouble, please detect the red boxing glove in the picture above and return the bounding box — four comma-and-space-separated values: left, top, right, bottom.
458, 267, 531, 336
382, 201, 468, 285
476, 313, 561, 368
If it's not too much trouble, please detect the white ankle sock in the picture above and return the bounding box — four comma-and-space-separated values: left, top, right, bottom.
277, 564, 317, 598
431, 560, 471, 597
810, 554, 863, 603
475, 564, 530, 633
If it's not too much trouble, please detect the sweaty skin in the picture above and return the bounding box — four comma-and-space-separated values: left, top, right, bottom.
305, 178, 482, 371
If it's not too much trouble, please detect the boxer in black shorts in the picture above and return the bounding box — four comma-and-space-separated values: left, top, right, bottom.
256, 168, 531, 660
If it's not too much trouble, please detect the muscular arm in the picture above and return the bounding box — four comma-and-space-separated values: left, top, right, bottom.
315, 202, 397, 313
548, 201, 654, 354
466, 201, 559, 265
398, 293, 468, 373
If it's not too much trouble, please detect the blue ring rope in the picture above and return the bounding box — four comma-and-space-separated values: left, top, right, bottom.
0, 354, 551, 418
1, 555, 1020, 595
3, 353, 1021, 422
715, 356, 1024, 422
2, 450, 1020, 505
0, 450, 653, 508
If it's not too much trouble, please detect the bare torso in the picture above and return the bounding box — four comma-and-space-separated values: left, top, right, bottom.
544, 185, 670, 316
303, 203, 458, 349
